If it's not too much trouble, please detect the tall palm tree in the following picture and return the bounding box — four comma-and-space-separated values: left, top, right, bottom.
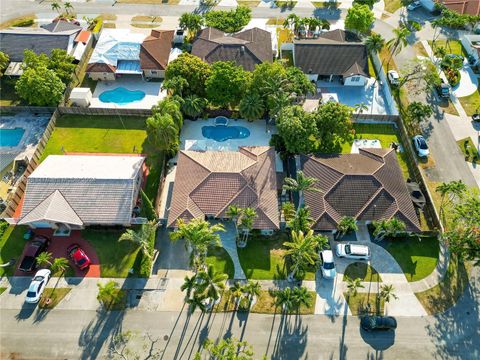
283, 14, 300, 36
386, 27, 411, 68
230, 281, 245, 307
292, 286, 312, 309
436, 180, 467, 215
275, 287, 295, 313
64, 2, 74, 15
239, 93, 265, 121
283, 171, 321, 213
288, 206, 313, 233
197, 265, 228, 306
51, 2, 61, 14
152, 97, 183, 131
380, 284, 398, 303
170, 219, 224, 271
97, 280, 122, 308
244, 280, 261, 303
119, 220, 158, 259
282, 202, 296, 223
51, 257, 70, 275
365, 33, 385, 55
181, 274, 197, 300
145, 113, 179, 155
284, 230, 320, 282
162, 76, 188, 97
238, 207, 256, 247
336, 216, 358, 240
372, 218, 406, 241
345, 276, 364, 298
187, 294, 207, 314
36, 251, 53, 268
226, 205, 242, 239
178, 13, 204, 40
354, 102, 369, 120
181, 94, 206, 119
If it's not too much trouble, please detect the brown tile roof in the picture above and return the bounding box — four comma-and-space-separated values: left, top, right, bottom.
86, 62, 116, 73
302, 148, 421, 232
140, 30, 174, 70
438, 0, 480, 15
167, 146, 279, 230
191, 27, 273, 71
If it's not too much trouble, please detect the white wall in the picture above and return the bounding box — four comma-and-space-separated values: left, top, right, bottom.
370, 51, 399, 115
461, 34, 480, 62
344, 75, 368, 86
89, 72, 115, 81
143, 69, 165, 78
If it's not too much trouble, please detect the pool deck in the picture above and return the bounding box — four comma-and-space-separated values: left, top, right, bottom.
90, 78, 166, 109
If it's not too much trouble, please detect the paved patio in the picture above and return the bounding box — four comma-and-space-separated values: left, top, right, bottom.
90, 77, 166, 109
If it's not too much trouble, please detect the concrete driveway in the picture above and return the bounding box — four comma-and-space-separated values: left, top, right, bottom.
452, 64, 479, 98
152, 228, 190, 274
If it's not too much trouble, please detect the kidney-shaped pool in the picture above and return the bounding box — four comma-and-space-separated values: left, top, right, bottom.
202, 125, 250, 142
99, 87, 146, 105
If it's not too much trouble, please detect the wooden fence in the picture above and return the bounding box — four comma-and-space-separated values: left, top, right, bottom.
57, 106, 152, 117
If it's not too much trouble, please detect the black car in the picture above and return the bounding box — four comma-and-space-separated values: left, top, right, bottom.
472, 114, 480, 122
361, 316, 397, 331
18, 235, 51, 272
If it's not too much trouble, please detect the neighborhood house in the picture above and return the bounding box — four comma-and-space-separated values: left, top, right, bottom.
17, 154, 146, 234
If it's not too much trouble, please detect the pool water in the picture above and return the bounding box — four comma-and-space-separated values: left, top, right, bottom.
99, 87, 146, 105
0, 128, 25, 147
202, 125, 250, 142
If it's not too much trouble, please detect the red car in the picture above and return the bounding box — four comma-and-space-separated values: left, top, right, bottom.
67, 244, 91, 270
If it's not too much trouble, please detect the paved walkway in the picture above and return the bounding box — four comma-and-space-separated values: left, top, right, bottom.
216, 221, 246, 280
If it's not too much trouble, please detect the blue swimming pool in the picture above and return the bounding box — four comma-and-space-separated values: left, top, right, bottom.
99, 87, 146, 105
202, 125, 250, 142
0, 128, 25, 147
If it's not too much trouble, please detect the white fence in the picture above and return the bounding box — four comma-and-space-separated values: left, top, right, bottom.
370, 51, 399, 116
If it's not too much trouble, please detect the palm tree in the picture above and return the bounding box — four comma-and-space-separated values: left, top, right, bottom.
51, 257, 70, 275
336, 216, 358, 240
288, 206, 313, 233
145, 113, 179, 155
239, 93, 265, 121
354, 102, 369, 120
436, 180, 467, 217
292, 286, 312, 310
386, 27, 411, 68
181, 94, 206, 119
267, 90, 295, 118
275, 287, 295, 313
244, 280, 261, 304
282, 202, 296, 223
230, 281, 245, 306
119, 220, 158, 259
181, 274, 197, 300
162, 76, 188, 97
178, 13, 204, 40
345, 276, 364, 298
380, 284, 398, 303
284, 230, 320, 282
226, 205, 243, 239
372, 218, 407, 241
51, 2, 61, 14
238, 207, 256, 247
187, 294, 207, 314
97, 280, 122, 308
36, 251, 52, 268
197, 265, 227, 306
365, 33, 385, 55
283, 171, 321, 213
64, 2, 74, 15
152, 97, 183, 131
170, 219, 224, 272
283, 14, 300, 36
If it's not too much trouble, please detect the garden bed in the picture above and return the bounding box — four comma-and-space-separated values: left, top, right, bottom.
457, 137, 479, 163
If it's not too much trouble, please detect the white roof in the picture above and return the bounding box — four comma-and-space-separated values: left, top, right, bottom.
30, 155, 144, 180
349, 244, 369, 256
72, 41, 86, 61
89, 29, 145, 67
70, 87, 92, 99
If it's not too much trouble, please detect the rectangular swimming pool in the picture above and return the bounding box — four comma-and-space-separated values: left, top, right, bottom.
0, 128, 25, 147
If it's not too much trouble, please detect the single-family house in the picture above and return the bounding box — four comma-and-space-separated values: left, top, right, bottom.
18, 155, 146, 234
301, 148, 421, 232
461, 33, 480, 65
191, 27, 273, 71
421, 0, 480, 15
167, 146, 280, 234
86, 29, 174, 80
285, 29, 370, 86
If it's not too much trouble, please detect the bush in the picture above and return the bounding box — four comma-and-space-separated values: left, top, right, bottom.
139, 226, 156, 277
140, 189, 157, 221
12, 19, 34, 27
205, 6, 251, 33
0, 220, 8, 239
92, 18, 103, 33
445, 68, 460, 87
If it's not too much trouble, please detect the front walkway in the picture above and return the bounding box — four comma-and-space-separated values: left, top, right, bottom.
216, 221, 246, 280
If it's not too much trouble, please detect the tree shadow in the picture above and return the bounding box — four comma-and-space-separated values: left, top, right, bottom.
271, 312, 308, 360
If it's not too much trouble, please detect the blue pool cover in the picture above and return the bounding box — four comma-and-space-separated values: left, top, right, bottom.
202, 125, 250, 142
0, 128, 25, 147
99, 87, 146, 105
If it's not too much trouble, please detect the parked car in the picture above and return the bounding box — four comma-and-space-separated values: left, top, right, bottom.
472, 113, 480, 122
436, 79, 450, 98
18, 235, 51, 272
320, 250, 336, 279
413, 135, 430, 157
387, 70, 400, 86
25, 269, 51, 304
361, 316, 397, 331
407, 1, 421, 10
67, 244, 91, 270
336, 244, 371, 260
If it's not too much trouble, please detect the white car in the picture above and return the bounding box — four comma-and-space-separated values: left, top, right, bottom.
413, 135, 429, 157
336, 244, 371, 260
407, 1, 421, 10
25, 269, 51, 304
320, 250, 336, 279
387, 70, 400, 86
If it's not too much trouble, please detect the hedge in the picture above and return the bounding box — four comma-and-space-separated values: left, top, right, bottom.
138, 226, 156, 277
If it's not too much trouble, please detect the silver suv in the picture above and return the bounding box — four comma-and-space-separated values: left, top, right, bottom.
335, 244, 370, 260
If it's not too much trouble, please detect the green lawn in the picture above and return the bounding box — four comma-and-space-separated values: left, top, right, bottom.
368, 56, 377, 78
206, 246, 235, 279
0, 77, 22, 106
428, 40, 468, 58
340, 123, 412, 179
379, 235, 439, 282
0, 288, 6, 295
345, 292, 385, 316
384, 0, 402, 13
457, 137, 479, 163
343, 262, 381, 283
458, 85, 480, 116
82, 229, 141, 278
41, 115, 162, 200
0, 226, 29, 277
39, 288, 71, 309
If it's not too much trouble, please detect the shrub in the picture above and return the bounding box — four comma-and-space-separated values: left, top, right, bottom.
140, 189, 157, 221
0, 220, 8, 239
138, 226, 156, 277
92, 18, 103, 33
12, 19, 34, 27
205, 6, 251, 33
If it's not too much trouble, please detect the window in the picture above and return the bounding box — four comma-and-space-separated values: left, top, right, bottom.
351, 76, 360, 82
151, 70, 158, 75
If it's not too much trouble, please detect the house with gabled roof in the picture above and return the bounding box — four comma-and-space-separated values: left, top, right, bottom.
301, 148, 421, 232
167, 146, 280, 234
17, 154, 146, 235
191, 27, 273, 71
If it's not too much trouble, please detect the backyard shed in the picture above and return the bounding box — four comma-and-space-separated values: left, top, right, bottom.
70, 88, 92, 107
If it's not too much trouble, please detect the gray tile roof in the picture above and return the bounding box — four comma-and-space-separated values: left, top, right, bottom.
192, 27, 272, 71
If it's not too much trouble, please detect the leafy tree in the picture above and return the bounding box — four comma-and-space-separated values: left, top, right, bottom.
181, 274, 197, 300
345, 4, 375, 36
196, 338, 256, 360
386, 27, 411, 67
288, 206, 313, 233
206, 61, 250, 108
165, 53, 211, 97
179, 13, 204, 39
239, 93, 265, 121
119, 220, 158, 259
151, 97, 183, 131
336, 216, 358, 240
285, 66, 315, 97
23, 49, 75, 85
204, 6, 251, 33
345, 276, 364, 297
196, 264, 228, 305
354, 0, 376, 8
275, 287, 295, 313
444, 226, 480, 266
51, 257, 70, 274
15, 66, 65, 106
145, 113, 179, 155
187, 293, 207, 314
0, 51, 9, 77
140, 189, 156, 221
283, 170, 321, 212
284, 230, 320, 281
181, 94, 206, 119
51, 1, 61, 13
435, 180, 467, 217
282, 202, 296, 223
97, 280, 122, 308
372, 218, 407, 241
354, 102, 369, 119
312, 101, 353, 152
292, 286, 312, 309
36, 251, 53, 268
406, 101, 433, 127
276, 106, 317, 155
283, 14, 301, 35
432, 7, 480, 30
380, 284, 398, 303
162, 76, 188, 97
